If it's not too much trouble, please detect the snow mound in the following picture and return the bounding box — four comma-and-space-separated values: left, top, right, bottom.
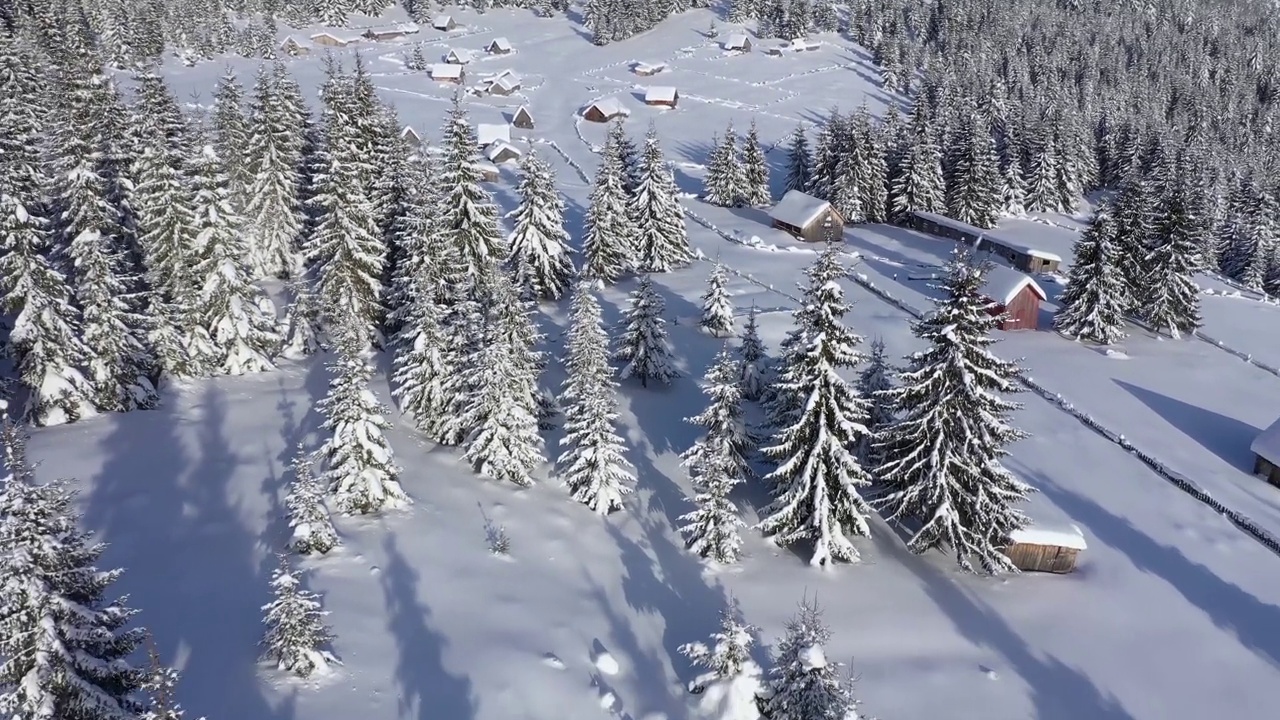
1102, 348, 1130, 359
541, 653, 567, 670
799, 644, 826, 670
598, 690, 618, 709
593, 650, 620, 675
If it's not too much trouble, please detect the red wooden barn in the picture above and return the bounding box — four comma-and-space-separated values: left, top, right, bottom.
981, 265, 1046, 331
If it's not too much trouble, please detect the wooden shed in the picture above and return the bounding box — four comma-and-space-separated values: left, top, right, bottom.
488, 74, 521, 96
981, 266, 1046, 331
906, 211, 1062, 273
477, 161, 500, 182
444, 48, 474, 64
723, 34, 752, 52
768, 189, 844, 242
429, 64, 464, 84
363, 27, 406, 42
400, 126, 423, 147
310, 32, 356, 48
476, 123, 511, 148
512, 106, 534, 129
486, 37, 513, 54
280, 37, 310, 56
644, 86, 678, 107
583, 97, 630, 123
1250, 418, 1280, 488
486, 140, 523, 165
432, 15, 457, 31
1003, 525, 1087, 573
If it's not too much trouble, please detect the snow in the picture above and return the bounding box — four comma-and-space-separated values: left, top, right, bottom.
644, 86, 679, 104
1249, 417, 1280, 464
429, 63, 463, 80
980, 265, 1046, 306
476, 122, 511, 147
585, 96, 630, 118
798, 644, 826, 670
768, 189, 833, 229
1008, 524, 1088, 550
593, 650, 620, 676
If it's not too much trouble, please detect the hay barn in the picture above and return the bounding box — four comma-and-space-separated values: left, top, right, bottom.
309, 32, 356, 48
724, 34, 752, 52
981, 266, 1047, 331
512, 106, 534, 129
432, 15, 457, 31
768, 190, 844, 242
429, 63, 464, 84
1003, 525, 1087, 573
1251, 418, 1280, 488
644, 86, 678, 107
486, 37, 513, 54
583, 97, 629, 123
907, 210, 1062, 273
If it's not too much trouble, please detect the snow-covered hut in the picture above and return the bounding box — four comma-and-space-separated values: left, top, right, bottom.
477, 161, 500, 182
280, 36, 311, 56
512, 106, 535, 129
768, 190, 843, 242
907, 211, 1063, 273
981, 266, 1046, 331
488, 74, 521, 96
432, 15, 458, 31
1004, 524, 1087, 573
400, 126, 423, 147
486, 37, 513, 54
363, 27, 407, 41
723, 34, 752, 52
429, 64, 464, 84
486, 140, 523, 165
583, 97, 630, 123
476, 123, 511, 147
1251, 419, 1280, 488
444, 48, 474, 64
310, 32, 358, 47
634, 61, 666, 76
644, 86, 679, 107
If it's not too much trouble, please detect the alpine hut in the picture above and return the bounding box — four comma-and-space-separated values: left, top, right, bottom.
981, 265, 1046, 331
768, 190, 843, 242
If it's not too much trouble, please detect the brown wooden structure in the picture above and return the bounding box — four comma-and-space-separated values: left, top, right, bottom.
512, 106, 534, 129
582, 97, 629, 123
1003, 526, 1086, 573
907, 210, 1062, 273
644, 87, 678, 107
1251, 419, 1280, 488
768, 190, 844, 242
981, 266, 1046, 331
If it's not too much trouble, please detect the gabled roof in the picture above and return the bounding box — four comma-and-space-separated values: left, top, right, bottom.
485, 140, 523, 163
430, 63, 464, 79
365, 26, 406, 36
281, 36, 310, 48
644, 86, 678, 103
487, 37, 512, 51
309, 31, 357, 44
400, 126, 423, 145
980, 265, 1046, 306
724, 33, 751, 49
476, 123, 511, 146
769, 189, 836, 230
585, 97, 629, 117
445, 48, 474, 63
432, 14, 455, 28
512, 105, 534, 122
1253, 417, 1280, 463
491, 75, 521, 93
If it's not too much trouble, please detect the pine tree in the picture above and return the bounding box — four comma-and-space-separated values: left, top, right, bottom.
944, 109, 1002, 228
851, 106, 889, 224
856, 337, 894, 465
741, 121, 772, 207
784, 124, 812, 195
1111, 174, 1156, 315
606, 120, 642, 197
317, 324, 409, 514
558, 280, 635, 513
259, 554, 338, 678
429, 289, 487, 446
1024, 118, 1060, 213
0, 420, 147, 718
1140, 174, 1203, 339
631, 123, 692, 273
582, 145, 636, 282
140, 638, 204, 720
507, 149, 575, 299
188, 145, 279, 375
438, 93, 506, 288
280, 278, 325, 359
390, 252, 453, 434
285, 444, 339, 555
212, 68, 251, 213
245, 63, 305, 279
703, 126, 745, 207
757, 245, 874, 567
679, 600, 764, 718
761, 598, 861, 720
889, 103, 945, 220
616, 275, 679, 387
1054, 205, 1130, 344
700, 262, 736, 338
737, 305, 769, 402
875, 256, 1032, 574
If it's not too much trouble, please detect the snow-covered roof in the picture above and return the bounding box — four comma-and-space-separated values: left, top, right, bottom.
400, 126, 422, 144
487, 37, 512, 51
912, 211, 1063, 264
396, 22, 421, 34
485, 140, 523, 163
491, 75, 521, 93
366, 26, 407, 36
635, 61, 666, 71
445, 48, 474, 63
281, 36, 310, 48
513, 105, 533, 120
430, 63, 463, 79
1251, 417, 1280, 463
585, 97, 630, 117
724, 33, 750, 49
476, 160, 499, 175
980, 265, 1046, 306
432, 15, 455, 29
769, 190, 836, 229
644, 86, 678, 103
1008, 524, 1087, 550
309, 31, 357, 44
476, 123, 511, 146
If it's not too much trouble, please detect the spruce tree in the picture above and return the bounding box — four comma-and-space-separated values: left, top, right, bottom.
1054, 205, 1130, 344
317, 323, 409, 515
875, 256, 1032, 574
507, 149, 575, 300
761, 598, 861, 720
944, 109, 1002, 229
889, 102, 945, 220
703, 126, 745, 207
998, 123, 1028, 216
0, 420, 147, 718
616, 275, 679, 387
741, 121, 772, 207
245, 63, 305, 279
212, 68, 251, 213
390, 255, 453, 435
429, 289, 487, 446
140, 640, 204, 720
1111, 174, 1156, 315
1140, 174, 1203, 339
679, 600, 764, 718
285, 444, 339, 555
582, 146, 636, 282
558, 279, 635, 513
605, 120, 642, 197
701, 262, 736, 338
852, 106, 889, 224
631, 123, 692, 273
438, 93, 506, 288
259, 554, 338, 678
784, 124, 812, 196
757, 245, 874, 567
856, 337, 894, 466
280, 278, 325, 359
737, 305, 768, 402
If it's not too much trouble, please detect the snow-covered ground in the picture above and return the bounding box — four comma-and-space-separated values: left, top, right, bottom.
28, 6, 1280, 720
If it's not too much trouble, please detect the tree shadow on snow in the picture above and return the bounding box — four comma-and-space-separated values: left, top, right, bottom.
1113, 379, 1259, 473
1026, 466, 1280, 671
85, 384, 292, 719
380, 533, 476, 720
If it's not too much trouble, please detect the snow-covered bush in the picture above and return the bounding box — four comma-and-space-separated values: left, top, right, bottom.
680, 599, 765, 720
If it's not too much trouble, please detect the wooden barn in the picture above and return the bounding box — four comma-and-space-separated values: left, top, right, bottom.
644, 86, 678, 107
1250, 418, 1280, 488
768, 190, 844, 242
512, 106, 535, 129
1003, 525, 1087, 573
488, 74, 521, 96
981, 266, 1046, 331
486, 140, 523, 165
634, 61, 666, 76
582, 97, 630, 123
429, 64, 464, 84
723, 34, 752, 52
280, 37, 310, 56
486, 37, 513, 54
907, 210, 1062, 273
400, 126, 423, 147
432, 15, 458, 31
477, 161, 500, 182
310, 32, 357, 48
444, 48, 474, 64
363, 27, 406, 42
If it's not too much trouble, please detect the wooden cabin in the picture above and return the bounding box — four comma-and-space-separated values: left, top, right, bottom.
444, 48, 474, 64
907, 210, 1063, 273
1003, 525, 1087, 573
634, 62, 666, 76
488, 74, 521, 96
1251, 418, 1280, 488
512, 106, 535, 129
643, 86, 678, 107
477, 161, 500, 182
363, 27, 406, 42
583, 97, 630, 123
432, 15, 458, 31
981, 266, 1046, 331
280, 37, 310, 56
486, 140, 523, 165
429, 64, 464, 84
486, 37, 513, 54
310, 32, 357, 48
723, 34, 752, 52
768, 190, 844, 242
400, 126, 423, 147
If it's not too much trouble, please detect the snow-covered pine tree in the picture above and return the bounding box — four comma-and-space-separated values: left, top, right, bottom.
679, 599, 764, 719
245, 63, 305, 279
507, 149, 575, 299
875, 255, 1032, 574
944, 107, 1001, 229
259, 554, 338, 678
1023, 115, 1060, 213
280, 277, 325, 359
285, 443, 339, 555
761, 597, 862, 720
438, 92, 506, 289
997, 121, 1028, 216
700, 261, 736, 338
1054, 203, 1130, 344
317, 322, 409, 514
385, 150, 445, 336
558, 279, 635, 513
212, 68, 251, 213
741, 121, 772, 207
784, 123, 812, 196
757, 244, 875, 567
582, 143, 636, 282
428, 287, 487, 446
0, 420, 148, 717
851, 105, 889, 224
889, 102, 945, 220
140, 637, 205, 720
616, 274, 679, 387
188, 145, 280, 375
736, 305, 769, 402
856, 337, 894, 466
605, 120, 642, 197
1139, 170, 1203, 339
1110, 173, 1156, 315
703, 125, 745, 207
631, 123, 692, 273
807, 113, 842, 203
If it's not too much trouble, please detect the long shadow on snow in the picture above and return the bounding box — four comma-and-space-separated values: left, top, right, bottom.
380, 533, 477, 720
1113, 379, 1259, 473
263, 362, 333, 556
85, 384, 292, 720
887, 517, 1135, 720
1027, 466, 1280, 671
